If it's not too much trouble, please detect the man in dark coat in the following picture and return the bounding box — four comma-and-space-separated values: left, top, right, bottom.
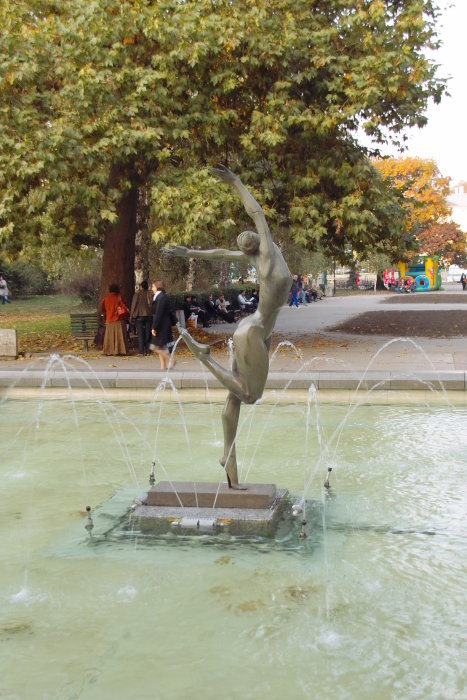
150, 280, 175, 370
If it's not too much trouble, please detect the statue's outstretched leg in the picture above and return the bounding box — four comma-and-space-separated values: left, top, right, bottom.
178, 327, 248, 400
220, 392, 246, 490
177, 327, 210, 358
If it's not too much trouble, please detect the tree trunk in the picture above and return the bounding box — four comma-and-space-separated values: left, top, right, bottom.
376, 273, 386, 290
100, 177, 138, 309
219, 260, 230, 288
186, 257, 197, 291
134, 186, 151, 286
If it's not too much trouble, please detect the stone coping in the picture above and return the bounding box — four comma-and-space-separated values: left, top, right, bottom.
0, 368, 465, 393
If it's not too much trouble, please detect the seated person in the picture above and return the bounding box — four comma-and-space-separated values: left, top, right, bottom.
237, 290, 254, 312
305, 286, 318, 302
250, 289, 259, 309
204, 293, 218, 323
215, 293, 235, 323
313, 285, 324, 300
190, 295, 210, 327
402, 278, 413, 293
183, 295, 193, 325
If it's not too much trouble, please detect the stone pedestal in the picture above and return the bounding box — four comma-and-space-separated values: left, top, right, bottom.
0, 329, 17, 358
130, 481, 289, 537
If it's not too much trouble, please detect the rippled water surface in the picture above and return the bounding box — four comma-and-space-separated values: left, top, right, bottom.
0, 397, 466, 700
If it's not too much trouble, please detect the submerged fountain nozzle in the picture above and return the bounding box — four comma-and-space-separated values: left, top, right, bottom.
299, 519, 307, 539
324, 467, 332, 489
149, 461, 155, 486
84, 505, 94, 534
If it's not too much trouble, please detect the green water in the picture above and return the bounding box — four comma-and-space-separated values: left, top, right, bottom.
0, 397, 466, 700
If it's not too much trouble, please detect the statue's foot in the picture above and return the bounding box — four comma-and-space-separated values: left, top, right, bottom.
227, 474, 247, 491
178, 326, 210, 359
220, 459, 247, 490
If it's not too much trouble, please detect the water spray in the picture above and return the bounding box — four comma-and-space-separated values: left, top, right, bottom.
324, 467, 332, 489
84, 505, 94, 534
292, 501, 303, 517
149, 460, 155, 486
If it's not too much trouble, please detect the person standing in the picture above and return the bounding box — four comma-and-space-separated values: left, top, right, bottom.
289, 274, 300, 308
130, 281, 152, 356
0, 273, 11, 304
461, 272, 466, 291
298, 274, 307, 305
150, 280, 175, 370
101, 284, 129, 356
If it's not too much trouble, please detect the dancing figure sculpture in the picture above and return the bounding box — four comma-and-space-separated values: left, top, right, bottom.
164, 166, 292, 489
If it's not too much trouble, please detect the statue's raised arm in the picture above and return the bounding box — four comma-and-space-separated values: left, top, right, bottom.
211, 165, 274, 261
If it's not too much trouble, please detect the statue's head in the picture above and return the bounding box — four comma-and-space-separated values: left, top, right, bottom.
237, 230, 260, 255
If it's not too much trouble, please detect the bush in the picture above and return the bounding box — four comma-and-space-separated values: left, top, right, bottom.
0, 260, 53, 297
58, 254, 102, 307
64, 271, 100, 307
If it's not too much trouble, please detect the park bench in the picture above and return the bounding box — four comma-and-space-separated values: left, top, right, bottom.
70, 311, 99, 351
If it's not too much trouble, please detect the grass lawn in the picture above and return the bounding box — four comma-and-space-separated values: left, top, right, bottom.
0, 295, 85, 353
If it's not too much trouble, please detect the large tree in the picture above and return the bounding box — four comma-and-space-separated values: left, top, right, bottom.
0, 0, 447, 301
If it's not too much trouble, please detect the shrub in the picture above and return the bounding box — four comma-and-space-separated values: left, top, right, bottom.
64, 271, 100, 307
58, 253, 102, 307
0, 260, 53, 296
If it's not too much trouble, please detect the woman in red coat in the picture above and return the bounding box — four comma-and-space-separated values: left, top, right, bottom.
101, 283, 129, 356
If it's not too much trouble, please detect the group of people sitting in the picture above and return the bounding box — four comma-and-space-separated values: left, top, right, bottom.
237, 289, 258, 312
396, 277, 415, 293
183, 289, 258, 327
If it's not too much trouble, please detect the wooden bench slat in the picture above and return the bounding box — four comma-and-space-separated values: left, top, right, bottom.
70, 312, 99, 350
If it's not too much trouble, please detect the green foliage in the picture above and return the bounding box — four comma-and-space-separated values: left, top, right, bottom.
0, 0, 447, 274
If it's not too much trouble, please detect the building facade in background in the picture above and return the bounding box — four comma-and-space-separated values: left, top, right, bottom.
447, 181, 467, 231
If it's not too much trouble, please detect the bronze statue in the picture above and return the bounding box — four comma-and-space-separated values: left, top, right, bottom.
164, 166, 292, 489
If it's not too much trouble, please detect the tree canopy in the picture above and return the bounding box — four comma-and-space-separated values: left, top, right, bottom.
418, 222, 467, 266
0, 0, 447, 299
373, 156, 464, 263
373, 156, 451, 232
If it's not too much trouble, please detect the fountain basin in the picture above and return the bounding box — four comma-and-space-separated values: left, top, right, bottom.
1, 395, 466, 699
